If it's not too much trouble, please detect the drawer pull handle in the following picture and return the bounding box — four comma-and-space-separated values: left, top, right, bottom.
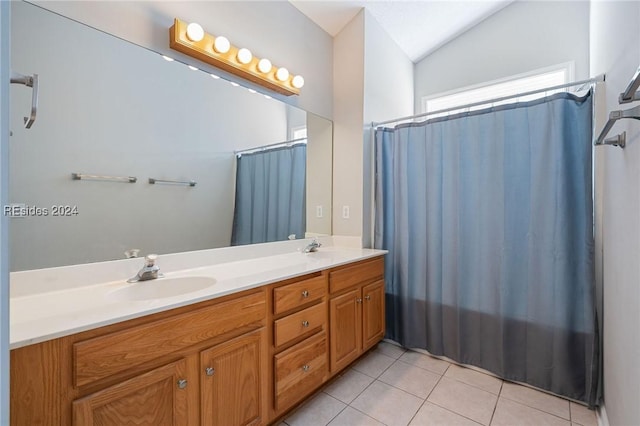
356, 298, 363, 304
302, 290, 310, 298
365, 295, 371, 301
302, 365, 310, 372
205, 367, 215, 376
302, 320, 310, 328
177, 379, 188, 389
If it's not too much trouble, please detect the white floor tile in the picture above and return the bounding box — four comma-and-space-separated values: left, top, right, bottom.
399, 351, 451, 375
328, 406, 385, 426
500, 382, 570, 420
285, 392, 346, 426
444, 364, 503, 394
379, 360, 441, 398
491, 397, 571, 426
351, 380, 424, 426
324, 369, 375, 404
410, 401, 482, 426
570, 402, 597, 426
352, 351, 396, 378
427, 377, 498, 426
375, 341, 407, 359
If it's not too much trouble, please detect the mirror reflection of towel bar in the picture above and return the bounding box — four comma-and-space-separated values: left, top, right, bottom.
148, 178, 196, 187
72, 173, 137, 183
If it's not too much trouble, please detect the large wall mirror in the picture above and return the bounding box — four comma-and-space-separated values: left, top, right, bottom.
9, 2, 333, 271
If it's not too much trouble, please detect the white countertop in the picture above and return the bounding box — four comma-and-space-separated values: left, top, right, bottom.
10, 246, 386, 349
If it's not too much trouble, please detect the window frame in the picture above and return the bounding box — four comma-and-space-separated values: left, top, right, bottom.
421, 61, 575, 115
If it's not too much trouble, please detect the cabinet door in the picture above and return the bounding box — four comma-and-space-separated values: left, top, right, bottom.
329, 288, 362, 373
73, 359, 189, 426
362, 280, 386, 351
201, 329, 264, 426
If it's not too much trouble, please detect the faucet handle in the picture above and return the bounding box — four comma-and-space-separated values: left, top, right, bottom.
145, 254, 158, 266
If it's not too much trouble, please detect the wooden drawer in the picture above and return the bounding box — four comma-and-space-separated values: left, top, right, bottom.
273, 275, 326, 315
329, 257, 384, 294
273, 302, 326, 348
274, 332, 327, 412
74, 290, 266, 388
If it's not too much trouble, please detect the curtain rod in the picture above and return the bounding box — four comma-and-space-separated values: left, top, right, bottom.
234, 137, 307, 155
372, 74, 605, 127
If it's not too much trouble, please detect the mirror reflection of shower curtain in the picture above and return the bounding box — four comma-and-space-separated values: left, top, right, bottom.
375, 91, 599, 406
231, 144, 306, 246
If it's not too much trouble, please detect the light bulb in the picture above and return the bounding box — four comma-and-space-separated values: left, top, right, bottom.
264, 95, 272, 100
237, 48, 252, 64
162, 55, 174, 62
231, 82, 239, 87
210, 73, 220, 79
186, 23, 204, 42
213, 36, 230, 54
276, 67, 289, 82
257, 58, 272, 73
292, 75, 305, 89
188, 65, 198, 71
248, 89, 257, 94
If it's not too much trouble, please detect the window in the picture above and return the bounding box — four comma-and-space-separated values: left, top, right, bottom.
422, 62, 574, 117
291, 126, 307, 140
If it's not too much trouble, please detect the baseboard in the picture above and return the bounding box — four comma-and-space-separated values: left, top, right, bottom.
597, 404, 610, 426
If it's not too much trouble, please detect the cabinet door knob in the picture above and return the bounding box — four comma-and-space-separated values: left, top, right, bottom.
177, 379, 188, 389
302, 365, 310, 372
302, 320, 310, 328
302, 290, 309, 298
205, 367, 215, 376
365, 295, 371, 301
356, 298, 363, 304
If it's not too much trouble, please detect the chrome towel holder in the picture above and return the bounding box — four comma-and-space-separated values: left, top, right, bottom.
148, 178, 197, 187
71, 173, 137, 183
10, 71, 38, 129
595, 66, 640, 148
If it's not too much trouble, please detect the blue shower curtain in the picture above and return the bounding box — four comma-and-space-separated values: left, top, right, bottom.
231, 144, 306, 246
374, 92, 599, 405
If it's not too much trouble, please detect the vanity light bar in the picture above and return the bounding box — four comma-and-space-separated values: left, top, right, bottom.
169, 18, 303, 96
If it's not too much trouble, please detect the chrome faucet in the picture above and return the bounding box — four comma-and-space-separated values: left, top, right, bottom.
128, 254, 163, 283
303, 238, 322, 253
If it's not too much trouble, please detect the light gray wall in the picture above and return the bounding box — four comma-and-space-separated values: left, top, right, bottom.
0, 1, 10, 421
362, 10, 414, 247
32, 1, 334, 119
332, 11, 365, 239
306, 113, 333, 237
10, 2, 287, 270
590, 2, 640, 425
332, 10, 414, 244
414, 1, 590, 112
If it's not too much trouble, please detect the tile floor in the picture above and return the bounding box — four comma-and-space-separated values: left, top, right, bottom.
281, 342, 598, 426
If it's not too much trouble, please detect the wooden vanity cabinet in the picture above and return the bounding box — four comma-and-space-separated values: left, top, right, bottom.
11, 288, 268, 426
10, 255, 386, 426
329, 258, 385, 373
200, 329, 265, 426
362, 280, 385, 350
73, 327, 267, 426
72, 358, 191, 425
268, 273, 329, 419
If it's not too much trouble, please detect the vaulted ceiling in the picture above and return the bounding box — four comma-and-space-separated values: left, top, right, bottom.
289, 1, 514, 62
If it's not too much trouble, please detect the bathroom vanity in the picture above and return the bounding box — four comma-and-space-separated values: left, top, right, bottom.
9, 248, 385, 425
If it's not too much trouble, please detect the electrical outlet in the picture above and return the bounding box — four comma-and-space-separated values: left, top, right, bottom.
316, 205, 323, 218
342, 205, 350, 219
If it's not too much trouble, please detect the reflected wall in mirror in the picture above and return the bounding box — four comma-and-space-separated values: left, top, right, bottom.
9, 2, 332, 271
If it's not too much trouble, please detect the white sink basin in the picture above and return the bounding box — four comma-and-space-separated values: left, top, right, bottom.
108, 276, 216, 301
